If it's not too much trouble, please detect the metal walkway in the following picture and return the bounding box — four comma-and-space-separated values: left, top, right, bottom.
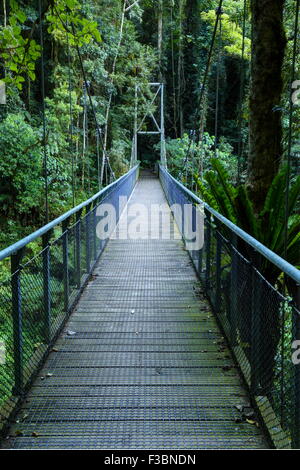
4, 173, 268, 449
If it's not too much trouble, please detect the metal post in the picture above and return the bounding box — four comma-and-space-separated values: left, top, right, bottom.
75, 210, 82, 289
198, 207, 205, 276
205, 213, 211, 292
229, 235, 238, 345
160, 83, 167, 167
250, 267, 261, 394
92, 205, 97, 261
215, 231, 222, 312
292, 284, 300, 448
42, 233, 51, 343
11, 249, 24, 395
86, 203, 92, 273
95, 198, 101, 256
96, 129, 101, 190
134, 83, 138, 165
62, 219, 69, 313
198, 248, 203, 278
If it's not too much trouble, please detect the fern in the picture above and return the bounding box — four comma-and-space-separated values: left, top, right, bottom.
195, 160, 300, 279
210, 158, 237, 209
194, 175, 219, 210
260, 166, 288, 250
205, 170, 237, 223
235, 186, 260, 239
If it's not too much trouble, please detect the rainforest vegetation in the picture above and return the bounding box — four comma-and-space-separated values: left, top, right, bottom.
0, 0, 299, 273
0, 1, 299, 448
0, 0, 298, 293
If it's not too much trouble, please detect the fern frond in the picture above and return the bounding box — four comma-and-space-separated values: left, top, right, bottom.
205, 170, 237, 223
235, 186, 260, 239
210, 158, 237, 209
260, 166, 288, 247
194, 175, 219, 210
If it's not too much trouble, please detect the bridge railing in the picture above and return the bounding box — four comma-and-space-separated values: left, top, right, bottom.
0, 164, 139, 432
159, 164, 300, 449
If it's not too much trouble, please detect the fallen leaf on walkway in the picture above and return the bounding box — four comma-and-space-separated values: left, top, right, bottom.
235, 405, 244, 412
66, 330, 76, 336
246, 419, 257, 425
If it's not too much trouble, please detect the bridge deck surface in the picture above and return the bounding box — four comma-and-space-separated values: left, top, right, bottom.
5, 173, 268, 449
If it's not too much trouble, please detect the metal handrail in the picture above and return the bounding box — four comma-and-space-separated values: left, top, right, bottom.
159, 165, 300, 284
0, 164, 139, 262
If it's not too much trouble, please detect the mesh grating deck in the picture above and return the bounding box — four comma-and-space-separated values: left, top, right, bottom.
3, 173, 268, 449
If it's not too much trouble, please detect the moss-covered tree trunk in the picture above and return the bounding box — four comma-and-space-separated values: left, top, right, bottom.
248, 0, 286, 212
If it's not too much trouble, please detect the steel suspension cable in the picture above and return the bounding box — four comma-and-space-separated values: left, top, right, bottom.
70, 22, 116, 183
180, 2, 223, 183
53, 6, 116, 184
52, 5, 116, 186
179, 2, 223, 183
38, 0, 49, 224
195, 0, 224, 140
237, 0, 247, 184
100, 0, 127, 185
214, 14, 222, 155
284, 0, 300, 262
67, 20, 75, 207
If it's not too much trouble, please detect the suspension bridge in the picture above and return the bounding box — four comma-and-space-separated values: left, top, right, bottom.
1, 0, 300, 451
0, 153, 299, 449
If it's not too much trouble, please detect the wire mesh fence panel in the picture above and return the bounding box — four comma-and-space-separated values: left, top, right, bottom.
67, 224, 78, 304
49, 236, 66, 339
215, 233, 232, 340
90, 207, 97, 264
20, 255, 46, 385
80, 213, 88, 281
0, 280, 14, 426
205, 219, 218, 306
252, 273, 300, 449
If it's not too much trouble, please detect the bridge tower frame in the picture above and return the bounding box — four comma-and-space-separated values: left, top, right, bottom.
130, 82, 167, 168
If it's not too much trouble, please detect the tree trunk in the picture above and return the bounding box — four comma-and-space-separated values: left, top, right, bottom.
3, 0, 7, 27
177, 0, 185, 137
170, 5, 178, 137
247, 0, 286, 212
158, 0, 163, 80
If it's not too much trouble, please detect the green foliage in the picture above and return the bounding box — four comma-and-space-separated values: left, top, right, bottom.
195, 159, 300, 279
0, 0, 101, 92
0, 113, 43, 215
201, 9, 251, 59
46, 0, 102, 46
164, 132, 238, 184
0, 1, 41, 90
0, 0, 159, 253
